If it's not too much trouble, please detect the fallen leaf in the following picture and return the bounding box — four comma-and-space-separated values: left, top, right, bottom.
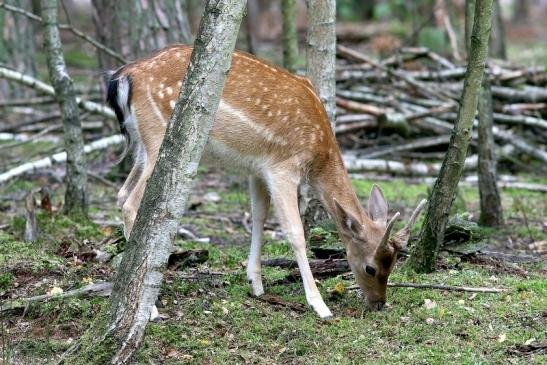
524, 338, 536, 346
82, 277, 93, 285
48, 287, 63, 296
424, 299, 437, 310
458, 299, 465, 305
425, 317, 435, 325
498, 333, 507, 343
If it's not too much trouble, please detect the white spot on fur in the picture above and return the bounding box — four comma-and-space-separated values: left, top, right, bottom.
219, 101, 287, 146
146, 86, 167, 127
166, 87, 173, 95
170, 100, 176, 109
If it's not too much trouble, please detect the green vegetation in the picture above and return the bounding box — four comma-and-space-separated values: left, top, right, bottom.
0, 172, 545, 364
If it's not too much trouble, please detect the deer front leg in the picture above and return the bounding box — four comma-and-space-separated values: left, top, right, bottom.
247, 176, 270, 296
267, 173, 333, 319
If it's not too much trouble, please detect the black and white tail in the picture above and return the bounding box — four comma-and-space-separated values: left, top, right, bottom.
106, 69, 134, 163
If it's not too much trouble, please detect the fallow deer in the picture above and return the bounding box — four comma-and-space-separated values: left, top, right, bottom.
107, 45, 426, 319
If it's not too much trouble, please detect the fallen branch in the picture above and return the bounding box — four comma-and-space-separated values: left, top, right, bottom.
0, 282, 113, 313
0, 135, 124, 184
0, 67, 115, 120
346, 282, 507, 293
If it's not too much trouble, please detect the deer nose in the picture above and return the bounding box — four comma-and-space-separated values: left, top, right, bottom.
367, 301, 386, 311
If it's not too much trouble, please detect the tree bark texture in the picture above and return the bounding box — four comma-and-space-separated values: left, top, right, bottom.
306, 0, 336, 129
91, 0, 193, 71
42, 0, 88, 218
489, 0, 506, 59
282, 0, 299, 73
478, 77, 504, 226
408, 0, 492, 273
0, 0, 37, 98
62, 1, 246, 363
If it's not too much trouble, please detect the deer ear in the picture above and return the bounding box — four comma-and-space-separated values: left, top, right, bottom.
368, 184, 388, 223
334, 199, 363, 237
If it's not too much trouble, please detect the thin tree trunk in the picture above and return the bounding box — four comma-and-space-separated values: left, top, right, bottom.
478, 75, 504, 226
0, 0, 37, 98
464, 0, 476, 57
408, 0, 493, 273
282, 0, 299, 73
512, 0, 529, 24
60, 1, 246, 363
489, 0, 506, 59
300, 0, 336, 231
306, 0, 336, 129
42, 0, 87, 218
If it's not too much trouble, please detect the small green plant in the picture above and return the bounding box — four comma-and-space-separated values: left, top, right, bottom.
0, 272, 13, 291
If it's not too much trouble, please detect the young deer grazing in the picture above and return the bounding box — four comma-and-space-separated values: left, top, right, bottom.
108, 45, 426, 319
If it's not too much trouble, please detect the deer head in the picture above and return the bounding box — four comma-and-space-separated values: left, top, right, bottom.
334, 185, 426, 311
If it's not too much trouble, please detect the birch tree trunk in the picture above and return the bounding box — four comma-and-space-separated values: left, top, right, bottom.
60, 1, 246, 363
0, 0, 37, 98
408, 0, 493, 273
477, 77, 504, 226
306, 0, 336, 129
42, 0, 88, 218
282, 0, 299, 73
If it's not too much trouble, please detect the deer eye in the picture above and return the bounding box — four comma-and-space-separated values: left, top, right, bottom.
365, 265, 376, 277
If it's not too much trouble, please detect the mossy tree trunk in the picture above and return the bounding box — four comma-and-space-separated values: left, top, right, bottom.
60, 1, 246, 364
281, 0, 299, 73
42, 0, 88, 218
408, 0, 493, 273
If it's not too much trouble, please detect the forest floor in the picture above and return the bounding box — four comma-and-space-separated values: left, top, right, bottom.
0, 141, 545, 364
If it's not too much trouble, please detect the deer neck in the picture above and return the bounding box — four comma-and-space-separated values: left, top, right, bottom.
313, 152, 369, 232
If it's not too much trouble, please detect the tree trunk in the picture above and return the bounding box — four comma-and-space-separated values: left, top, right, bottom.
91, 0, 193, 72
0, 0, 37, 98
478, 77, 504, 226
60, 1, 246, 363
512, 0, 529, 24
464, 0, 476, 56
408, 0, 492, 273
282, 0, 299, 73
42, 0, 88, 218
300, 0, 336, 232
305, 0, 336, 129
489, 0, 506, 59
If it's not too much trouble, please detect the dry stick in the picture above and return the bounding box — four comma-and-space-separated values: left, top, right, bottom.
0, 1, 126, 63
0, 282, 113, 313
346, 283, 506, 293
337, 44, 457, 103
0, 125, 62, 150
0, 135, 123, 184
351, 135, 452, 159
0, 67, 115, 120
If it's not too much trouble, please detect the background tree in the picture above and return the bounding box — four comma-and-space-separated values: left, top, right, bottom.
305, 0, 336, 129
489, 0, 506, 59
281, 0, 299, 73
61, 1, 247, 363
42, 0, 87, 217
512, 0, 530, 23
300, 0, 336, 230
91, 0, 193, 72
0, 0, 37, 98
408, 0, 493, 273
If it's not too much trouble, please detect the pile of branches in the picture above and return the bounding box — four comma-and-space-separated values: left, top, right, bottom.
334, 45, 547, 183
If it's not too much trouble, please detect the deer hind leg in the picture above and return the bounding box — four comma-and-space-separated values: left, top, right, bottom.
247, 175, 270, 297
117, 144, 145, 208
266, 171, 333, 319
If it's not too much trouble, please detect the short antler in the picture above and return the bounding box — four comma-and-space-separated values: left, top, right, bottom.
391, 199, 427, 249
